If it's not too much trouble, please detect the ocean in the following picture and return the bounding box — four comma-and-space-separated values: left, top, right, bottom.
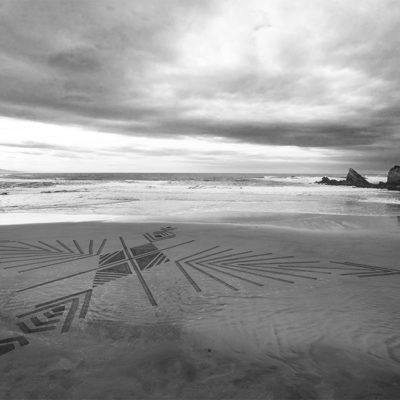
1, 172, 400, 226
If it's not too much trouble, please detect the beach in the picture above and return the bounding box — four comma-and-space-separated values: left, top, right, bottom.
1, 214, 400, 399
2, 0, 400, 397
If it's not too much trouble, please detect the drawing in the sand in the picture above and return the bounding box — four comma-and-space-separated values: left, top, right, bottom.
1, 226, 398, 357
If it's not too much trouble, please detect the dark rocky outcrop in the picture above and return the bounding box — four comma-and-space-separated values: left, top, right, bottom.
345, 168, 371, 187
318, 176, 343, 185
317, 168, 372, 188
317, 166, 400, 191
387, 165, 400, 185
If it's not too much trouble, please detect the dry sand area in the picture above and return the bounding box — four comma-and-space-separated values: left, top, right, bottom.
1, 220, 400, 399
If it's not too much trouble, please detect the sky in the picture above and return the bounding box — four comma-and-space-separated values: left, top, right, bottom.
0, 0, 399, 173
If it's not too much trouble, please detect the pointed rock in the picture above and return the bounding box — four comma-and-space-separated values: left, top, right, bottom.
345, 168, 371, 187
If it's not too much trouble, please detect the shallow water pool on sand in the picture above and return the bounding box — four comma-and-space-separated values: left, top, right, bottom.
1, 223, 400, 399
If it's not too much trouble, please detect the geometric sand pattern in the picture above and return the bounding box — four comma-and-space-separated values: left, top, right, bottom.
92, 262, 132, 287
174, 249, 400, 293
16, 289, 92, 334
0, 289, 92, 357
329, 261, 400, 278
143, 226, 176, 242
174, 247, 327, 292
1, 227, 399, 358
131, 243, 170, 271
0, 336, 29, 356
0, 239, 106, 275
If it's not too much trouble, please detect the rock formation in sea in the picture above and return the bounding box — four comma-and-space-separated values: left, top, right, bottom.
317, 166, 400, 191
387, 165, 400, 185
345, 168, 371, 187
317, 168, 371, 188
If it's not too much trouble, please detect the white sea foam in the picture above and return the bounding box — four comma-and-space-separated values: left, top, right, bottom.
1, 174, 399, 225
365, 175, 387, 184
258, 175, 323, 184
359, 197, 400, 205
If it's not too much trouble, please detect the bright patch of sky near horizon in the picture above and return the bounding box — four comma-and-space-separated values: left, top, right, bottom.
0, 0, 399, 172
1, 117, 340, 173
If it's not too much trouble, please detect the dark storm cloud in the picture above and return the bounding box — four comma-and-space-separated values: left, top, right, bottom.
123, 118, 382, 148
0, 0, 400, 167
0, 0, 206, 118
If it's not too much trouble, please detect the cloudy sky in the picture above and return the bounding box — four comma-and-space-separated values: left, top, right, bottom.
0, 0, 399, 173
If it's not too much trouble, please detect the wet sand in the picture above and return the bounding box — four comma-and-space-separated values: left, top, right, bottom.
1, 220, 400, 399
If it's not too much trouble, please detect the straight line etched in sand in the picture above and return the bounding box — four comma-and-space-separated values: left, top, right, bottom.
4, 254, 88, 269
173, 246, 222, 292
196, 261, 264, 286
207, 262, 316, 281
89, 240, 93, 255
185, 261, 239, 291
73, 240, 84, 255
1, 253, 79, 263
38, 241, 63, 253
19, 255, 94, 273
96, 239, 107, 255
56, 240, 75, 254
119, 236, 157, 306
17, 242, 52, 252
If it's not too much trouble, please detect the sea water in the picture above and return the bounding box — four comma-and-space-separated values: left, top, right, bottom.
1, 173, 399, 226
